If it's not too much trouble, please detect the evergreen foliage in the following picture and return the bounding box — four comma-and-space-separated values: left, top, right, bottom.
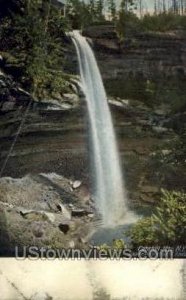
0, 0, 71, 99
140, 12, 186, 32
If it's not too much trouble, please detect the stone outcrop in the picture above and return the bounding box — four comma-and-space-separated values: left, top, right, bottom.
0, 71, 87, 180
0, 173, 94, 255
83, 26, 186, 79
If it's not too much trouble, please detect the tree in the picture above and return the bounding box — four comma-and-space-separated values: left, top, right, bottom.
153, 0, 186, 15
119, 0, 136, 12
116, 0, 126, 41
162, 0, 166, 12
173, 0, 178, 13
116, 0, 137, 41
89, 0, 96, 21
95, 0, 104, 21
66, 0, 93, 28
0, 0, 71, 98
107, 0, 116, 21
138, 0, 143, 17
0, 0, 24, 19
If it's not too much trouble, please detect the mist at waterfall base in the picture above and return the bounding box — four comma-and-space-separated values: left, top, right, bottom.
71, 31, 137, 234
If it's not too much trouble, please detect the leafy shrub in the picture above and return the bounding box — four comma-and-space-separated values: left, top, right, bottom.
99, 239, 125, 251
128, 190, 186, 247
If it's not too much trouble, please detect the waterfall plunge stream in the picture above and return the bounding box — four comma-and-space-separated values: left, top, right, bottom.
71, 31, 135, 227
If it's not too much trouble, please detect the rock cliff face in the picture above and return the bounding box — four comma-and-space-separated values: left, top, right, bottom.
83, 26, 186, 79
0, 71, 87, 179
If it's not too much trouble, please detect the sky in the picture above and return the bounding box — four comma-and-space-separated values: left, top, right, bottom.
141, 0, 154, 12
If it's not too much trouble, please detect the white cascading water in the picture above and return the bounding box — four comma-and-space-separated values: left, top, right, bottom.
71, 30, 130, 227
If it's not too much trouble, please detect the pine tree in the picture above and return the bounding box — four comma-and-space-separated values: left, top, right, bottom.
95, 0, 104, 21
107, 0, 116, 21
89, 0, 96, 20
0, 0, 70, 98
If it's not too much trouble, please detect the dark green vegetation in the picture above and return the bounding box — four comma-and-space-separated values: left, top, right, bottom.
138, 13, 186, 32
0, 0, 72, 99
105, 76, 186, 114
128, 190, 186, 247
116, 11, 186, 39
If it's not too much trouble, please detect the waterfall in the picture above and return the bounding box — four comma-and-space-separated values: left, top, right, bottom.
71, 30, 131, 227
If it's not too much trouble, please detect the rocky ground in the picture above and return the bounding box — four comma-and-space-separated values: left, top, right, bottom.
0, 172, 96, 255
